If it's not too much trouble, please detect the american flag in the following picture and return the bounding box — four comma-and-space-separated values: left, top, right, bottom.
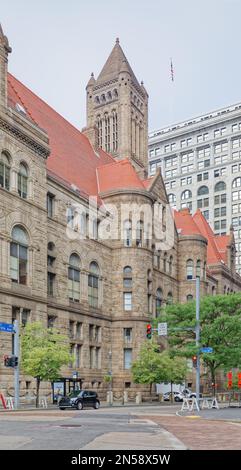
170, 58, 174, 82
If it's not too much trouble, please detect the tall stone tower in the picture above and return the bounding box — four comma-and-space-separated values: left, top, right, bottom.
83, 39, 149, 175
0, 24, 11, 108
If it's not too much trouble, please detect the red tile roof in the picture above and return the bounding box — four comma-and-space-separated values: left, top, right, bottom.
97, 158, 146, 193
174, 208, 231, 266
174, 208, 201, 236
7, 73, 115, 198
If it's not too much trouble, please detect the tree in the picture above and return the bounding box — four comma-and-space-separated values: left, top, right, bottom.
131, 341, 187, 396
21, 322, 72, 407
160, 294, 241, 392
160, 352, 187, 402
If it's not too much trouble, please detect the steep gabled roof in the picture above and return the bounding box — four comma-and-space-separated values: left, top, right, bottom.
174, 208, 202, 236
7, 73, 114, 198
96, 39, 140, 87
214, 235, 232, 264
193, 210, 222, 264
174, 208, 232, 266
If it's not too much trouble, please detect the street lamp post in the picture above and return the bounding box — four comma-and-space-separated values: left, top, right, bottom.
108, 350, 113, 405
195, 276, 200, 403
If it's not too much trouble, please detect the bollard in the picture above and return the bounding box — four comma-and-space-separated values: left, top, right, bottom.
136, 392, 142, 405
123, 391, 128, 404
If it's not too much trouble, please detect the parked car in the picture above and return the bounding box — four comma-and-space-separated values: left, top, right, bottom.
182, 388, 202, 399
163, 391, 184, 402
58, 390, 100, 410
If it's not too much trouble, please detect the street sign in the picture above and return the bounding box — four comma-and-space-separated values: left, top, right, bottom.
158, 322, 167, 336
200, 347, 213, 353
0, 323, 14, 333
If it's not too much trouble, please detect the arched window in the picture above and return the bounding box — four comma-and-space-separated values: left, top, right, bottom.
232, 177, 241, 188
18, 163, 28, 199
88, 262, 100, 307
47, 242, 56, 296
101, 94, 106, 103
113, 88, 118, 98
167, 292, 173, 304
215, 181, 226, 192
212, 286, 216, 296
112, 110, 118, 151
107, 91, 112, 100
95, 96, 100, 104
186, 259, 194, 279
147, 269, 152, 313
124, 220, 132, 247
68, 254, 81, 302
10, 225, 29, 285
203, 261, 206, 280
136, 220, 143, 247
156, 288, 163, 316
168, 193, 176, 203
196, 260, 201, 278
123, 266, 132, 288
0, 151, 10, 190
169, 255, 173, 275
187, 294, 193, 302
163, 252, 167, 272
104, 113, 110, 152
181, 190, 192, 200
97, 115, 103, 148
197, 185, 209, 196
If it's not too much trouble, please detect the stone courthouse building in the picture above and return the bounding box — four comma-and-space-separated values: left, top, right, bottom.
0, 25, 241, 398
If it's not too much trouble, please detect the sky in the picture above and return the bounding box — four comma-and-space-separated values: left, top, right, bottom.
1, 0, 241, 132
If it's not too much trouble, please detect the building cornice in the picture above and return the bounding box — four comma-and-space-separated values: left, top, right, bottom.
0, 111, 50, 158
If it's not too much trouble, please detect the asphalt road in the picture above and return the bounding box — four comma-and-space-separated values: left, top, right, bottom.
0, 405, 184, 450
1, 404, 241, 450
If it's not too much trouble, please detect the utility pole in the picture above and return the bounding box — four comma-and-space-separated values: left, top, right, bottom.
13, 320, 20, 409
195, 276, 200, 402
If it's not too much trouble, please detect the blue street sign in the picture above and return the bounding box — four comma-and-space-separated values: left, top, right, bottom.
200, 347, 213, 353
0, 323, 14, 333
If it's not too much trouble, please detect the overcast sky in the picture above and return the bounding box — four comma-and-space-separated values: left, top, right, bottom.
1, 0, 241, 132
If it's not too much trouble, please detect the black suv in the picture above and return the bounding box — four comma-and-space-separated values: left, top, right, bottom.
58, 390, 100, 410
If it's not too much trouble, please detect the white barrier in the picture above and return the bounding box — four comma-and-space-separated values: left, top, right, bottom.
6, 397, 14, 410
181, 397, 200, 412
201, 397, 219, 409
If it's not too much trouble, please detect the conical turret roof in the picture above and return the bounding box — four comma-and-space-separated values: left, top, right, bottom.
96, 38, 140, 88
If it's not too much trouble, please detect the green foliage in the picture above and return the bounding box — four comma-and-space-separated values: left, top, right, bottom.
104, 375, 112, 383
131, 340, 187, 391
21, 322, 72, 382
159, 294, 241, 383
21, 322, 72, 406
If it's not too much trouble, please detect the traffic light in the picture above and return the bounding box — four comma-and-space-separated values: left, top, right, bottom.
227, 371, 233, 389
238, 372, 241, 389
146, 323, 152, 339
3, 355, 18, 368
10, 356, 18, 367
4, 355, 11, 367
192, 355, 197, 368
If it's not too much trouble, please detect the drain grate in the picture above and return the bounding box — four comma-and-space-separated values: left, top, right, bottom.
59, 424, 82, 428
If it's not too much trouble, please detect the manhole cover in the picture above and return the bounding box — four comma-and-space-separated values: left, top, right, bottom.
59, 424, 82, 428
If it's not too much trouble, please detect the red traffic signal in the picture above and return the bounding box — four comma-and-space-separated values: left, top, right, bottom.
146, 324, 152, 339
3, 355, 18, 368
227, 371, 233, 389
192, 355, 197, 368
238, 372, 241, 389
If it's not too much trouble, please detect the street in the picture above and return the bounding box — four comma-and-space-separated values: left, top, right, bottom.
1, 404, 241, 450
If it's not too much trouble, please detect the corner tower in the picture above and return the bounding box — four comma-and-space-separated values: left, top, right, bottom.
84, 39, 149, 174
0, 24, 11, 108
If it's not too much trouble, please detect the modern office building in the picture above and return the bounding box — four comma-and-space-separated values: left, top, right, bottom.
149, 103, 241, 275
